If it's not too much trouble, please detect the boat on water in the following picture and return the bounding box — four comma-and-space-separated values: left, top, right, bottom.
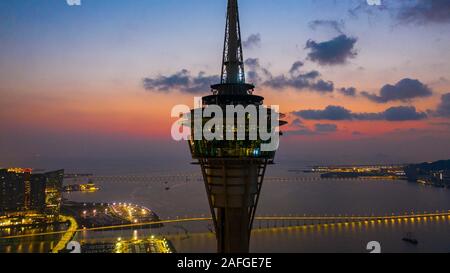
402, 232, 419, 245
64, 181, 99, 193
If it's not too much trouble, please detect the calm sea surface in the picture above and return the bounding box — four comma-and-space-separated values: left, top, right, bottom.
68, 171, 450, 253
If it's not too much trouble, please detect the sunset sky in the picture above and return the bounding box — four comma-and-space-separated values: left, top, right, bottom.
1, 0, 450, 169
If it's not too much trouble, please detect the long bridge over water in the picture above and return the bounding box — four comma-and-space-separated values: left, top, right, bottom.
2, 210, 449, 240
70, 174, 400, 184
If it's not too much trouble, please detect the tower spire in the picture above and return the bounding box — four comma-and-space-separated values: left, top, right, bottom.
221, 0, 245, 84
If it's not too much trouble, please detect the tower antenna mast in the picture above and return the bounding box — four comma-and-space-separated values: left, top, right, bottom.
221, 0, 246, 84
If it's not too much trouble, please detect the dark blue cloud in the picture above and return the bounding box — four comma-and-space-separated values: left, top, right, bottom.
294, 105, 427, 121
305, 35, 358, 66
398, 0, 450, 25
309, 19, 345, 34
382, 106, 428, 121
143, 70, 220, 94
349, 0, 450, 25
245, 58, 334, 93
291, 118, 304, 128
242, 33, 261, 49
310, 80, 335, 92
339, 87, 357, 97
361, 78, 433, 103
264, 74, 334, 93
315, 123, 338, 133
435, 93, 450, 117
289, 61, 304, 74
294, 105, 353, 121
244, 58, 272, 84
286, 123, 338, 136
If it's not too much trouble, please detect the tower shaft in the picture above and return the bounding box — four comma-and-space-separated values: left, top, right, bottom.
199, 159, 268, 253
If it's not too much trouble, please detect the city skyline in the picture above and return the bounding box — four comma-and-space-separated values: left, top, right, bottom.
1, 0, 450, 167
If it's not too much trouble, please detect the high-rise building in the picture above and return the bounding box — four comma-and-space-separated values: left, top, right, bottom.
29, 174, 46, 212
44, 170, 64, 216
188, 0, 285, 253
0, 168, 64, 216
0, 169, 28, 214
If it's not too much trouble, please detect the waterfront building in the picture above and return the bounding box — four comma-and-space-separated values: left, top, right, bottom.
0, 168, 64, 217
0, 169, 28, 214
44, 170, 64, 216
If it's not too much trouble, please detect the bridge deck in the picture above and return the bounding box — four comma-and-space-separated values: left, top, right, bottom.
1, 211, 449, 240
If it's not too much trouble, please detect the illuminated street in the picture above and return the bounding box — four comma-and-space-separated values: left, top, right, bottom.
110, 203, 157, 224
